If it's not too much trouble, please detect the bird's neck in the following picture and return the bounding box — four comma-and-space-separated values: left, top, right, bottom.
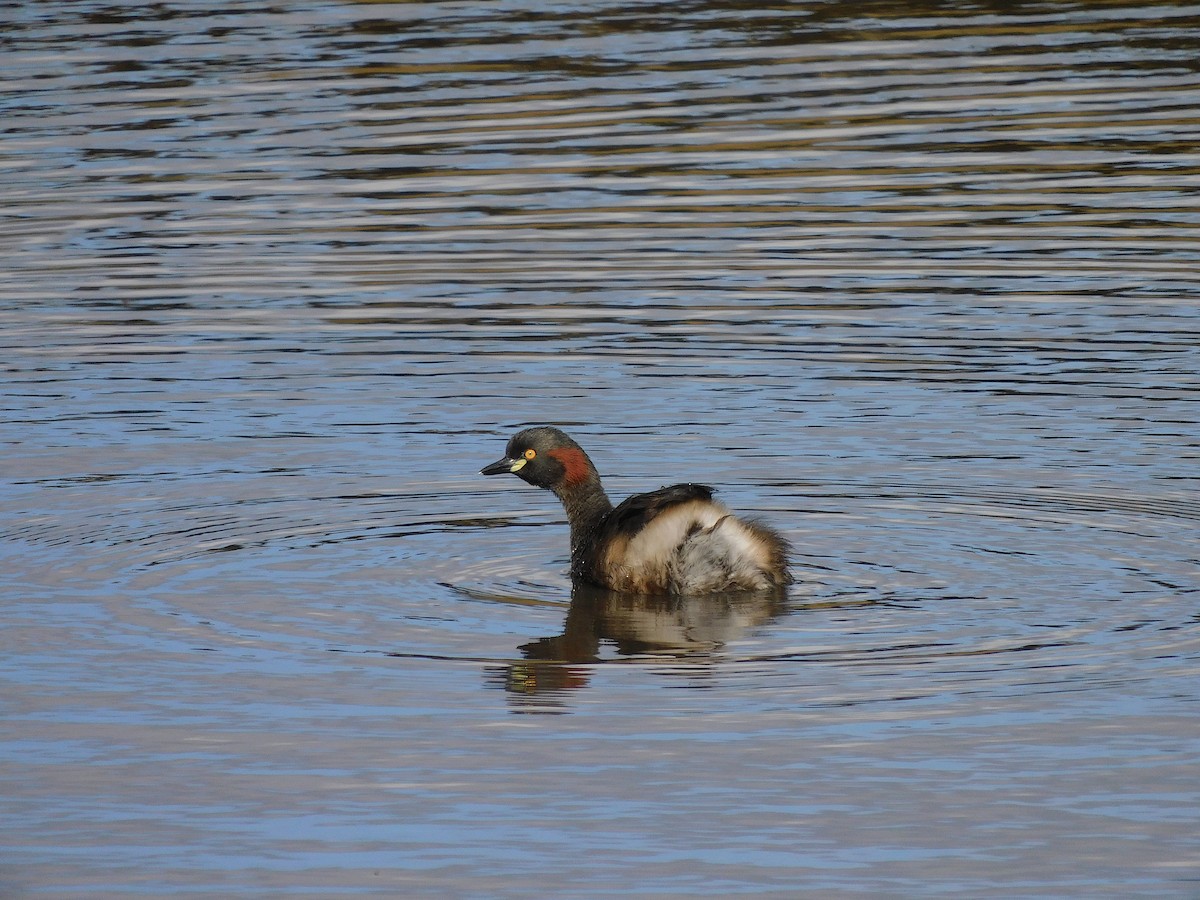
555, 477, 613, 566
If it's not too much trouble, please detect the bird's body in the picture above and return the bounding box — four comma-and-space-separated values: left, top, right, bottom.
481, 427, 790, 595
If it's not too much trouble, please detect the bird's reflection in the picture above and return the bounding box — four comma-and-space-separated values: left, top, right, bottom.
494, 582, 786, 705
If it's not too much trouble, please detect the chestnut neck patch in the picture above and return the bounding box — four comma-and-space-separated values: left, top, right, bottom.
547, 446, 592, 487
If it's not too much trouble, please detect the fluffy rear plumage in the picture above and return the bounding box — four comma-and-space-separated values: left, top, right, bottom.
596, 493, 789, 594
671, 514, 787, 594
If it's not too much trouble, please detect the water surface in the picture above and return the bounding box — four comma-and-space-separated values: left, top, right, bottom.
2, 0, 1199, 896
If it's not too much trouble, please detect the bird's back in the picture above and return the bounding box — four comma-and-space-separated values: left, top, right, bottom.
582, 484, 790, 594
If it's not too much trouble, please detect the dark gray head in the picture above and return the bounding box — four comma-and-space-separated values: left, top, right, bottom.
480, 426, 597, 492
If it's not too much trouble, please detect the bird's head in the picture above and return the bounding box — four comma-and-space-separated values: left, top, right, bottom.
481, 426, 596, 493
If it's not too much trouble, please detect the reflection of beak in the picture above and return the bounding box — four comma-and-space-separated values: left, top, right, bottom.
481, 456, 525, 476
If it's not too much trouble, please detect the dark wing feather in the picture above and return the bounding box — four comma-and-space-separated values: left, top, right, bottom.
604, 483, 715, 537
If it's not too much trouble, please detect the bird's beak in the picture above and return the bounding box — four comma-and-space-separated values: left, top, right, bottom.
481, 456, 526, 476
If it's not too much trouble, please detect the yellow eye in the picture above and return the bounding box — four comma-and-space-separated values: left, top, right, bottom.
523, 448, 536, 460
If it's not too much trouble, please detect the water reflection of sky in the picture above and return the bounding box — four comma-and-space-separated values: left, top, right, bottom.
2, 0, 1199, 895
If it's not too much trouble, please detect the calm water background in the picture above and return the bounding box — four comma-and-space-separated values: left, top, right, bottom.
3, 0, 1199, 895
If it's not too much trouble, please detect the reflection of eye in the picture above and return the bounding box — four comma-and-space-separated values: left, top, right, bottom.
524, 448, 536, 460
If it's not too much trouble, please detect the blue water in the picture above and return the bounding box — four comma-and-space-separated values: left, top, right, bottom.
3, 0, 1199, 896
